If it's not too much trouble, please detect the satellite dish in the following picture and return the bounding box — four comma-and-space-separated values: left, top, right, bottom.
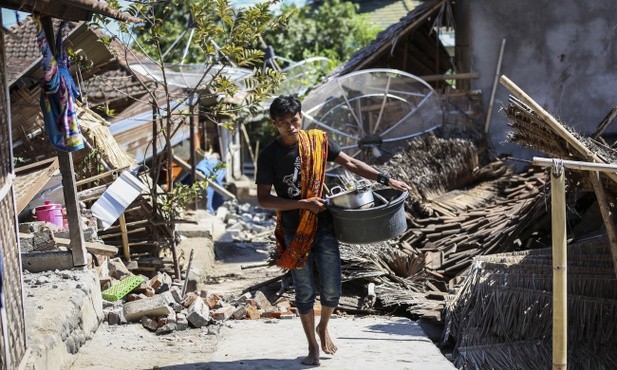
260, 56, 331, 111
129, 62, 254, 90
302, 68, 443, 165
277, 56, 331, 96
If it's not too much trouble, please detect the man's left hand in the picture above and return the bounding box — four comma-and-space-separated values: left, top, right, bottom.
389, 178, 412, 192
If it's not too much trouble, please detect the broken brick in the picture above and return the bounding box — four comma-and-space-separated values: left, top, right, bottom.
246, 305, 261, 320
211, 305, 235, 321
205, 294, 222, 309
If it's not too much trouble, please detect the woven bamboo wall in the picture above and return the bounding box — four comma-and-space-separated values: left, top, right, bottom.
0, 27, 27, 370
0, 195, 26, 370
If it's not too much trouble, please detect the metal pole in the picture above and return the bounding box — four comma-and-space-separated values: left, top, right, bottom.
550, 161, 567, 370
484, 38, 506, 133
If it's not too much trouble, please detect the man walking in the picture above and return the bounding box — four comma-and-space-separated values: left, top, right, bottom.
255, 95, 410, 365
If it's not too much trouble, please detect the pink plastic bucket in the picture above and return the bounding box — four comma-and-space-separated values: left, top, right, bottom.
34, 201, 64, 229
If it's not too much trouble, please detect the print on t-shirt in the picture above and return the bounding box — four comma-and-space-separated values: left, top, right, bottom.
283, 156, 301, 198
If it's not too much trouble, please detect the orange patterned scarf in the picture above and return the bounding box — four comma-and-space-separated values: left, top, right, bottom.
274, 129, 328, 269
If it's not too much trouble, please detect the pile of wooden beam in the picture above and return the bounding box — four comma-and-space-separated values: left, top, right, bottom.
335, 134, 550, 319
440, 76, 617, 367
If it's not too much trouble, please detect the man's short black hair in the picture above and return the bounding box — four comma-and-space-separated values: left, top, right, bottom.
269, 95, 302, 120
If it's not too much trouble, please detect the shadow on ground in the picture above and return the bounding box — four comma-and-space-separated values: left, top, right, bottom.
147, 357, 322, 370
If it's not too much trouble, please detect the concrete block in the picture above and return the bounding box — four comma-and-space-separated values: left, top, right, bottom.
156, 323, 176, 335
108, 257, 131, 280
125, 260, 139, 270
187, 298, 210, 328
141, 316, 158, 331
123, 295, 173, 322
169, 286, 183, 304
22, 250, 73, 272
253, 290, 271, 309
32, 229, 57, 251
176, 313, 189, 330
231, 306, 247, 320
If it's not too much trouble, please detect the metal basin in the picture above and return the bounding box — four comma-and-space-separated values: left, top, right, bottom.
327, 180, 374, 209
328, 188, 408, 244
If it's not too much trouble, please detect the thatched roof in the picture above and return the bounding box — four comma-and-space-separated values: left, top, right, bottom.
445, 241, 617, 368
0, 0, 140, 22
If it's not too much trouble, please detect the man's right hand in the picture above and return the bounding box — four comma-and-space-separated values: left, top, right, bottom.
301, 197, 327, 214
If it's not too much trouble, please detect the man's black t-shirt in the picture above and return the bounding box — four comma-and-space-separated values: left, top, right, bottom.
255, 135, 341, 230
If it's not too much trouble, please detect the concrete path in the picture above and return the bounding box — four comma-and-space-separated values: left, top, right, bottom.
154, 316, 456, 370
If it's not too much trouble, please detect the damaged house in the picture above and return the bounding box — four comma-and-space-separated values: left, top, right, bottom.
291, 0, 617, 368
0, 2, 138, 370
2, 0, 617, 368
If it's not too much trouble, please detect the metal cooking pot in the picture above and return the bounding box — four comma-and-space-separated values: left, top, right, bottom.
327, 180, 374, 209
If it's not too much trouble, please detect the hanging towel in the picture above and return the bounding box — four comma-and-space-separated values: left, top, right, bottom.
35, 17, 84, 152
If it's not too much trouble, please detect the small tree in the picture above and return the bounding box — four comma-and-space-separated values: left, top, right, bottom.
92, 0, 287, 277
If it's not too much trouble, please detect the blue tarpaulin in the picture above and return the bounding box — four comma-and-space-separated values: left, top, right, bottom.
196, 158, 226, 213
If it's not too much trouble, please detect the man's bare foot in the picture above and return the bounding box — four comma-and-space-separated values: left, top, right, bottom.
316, 323, 338, 354
301, 343, 320, 365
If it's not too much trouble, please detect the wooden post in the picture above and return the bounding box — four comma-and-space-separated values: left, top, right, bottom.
190, 97, 198, 186
550, 163, 567, 370
533, 156, 617, 368
118, 213, 130, 261
57, 150, 86, 267
189, 93, 198, 210
589, 172, 617, 277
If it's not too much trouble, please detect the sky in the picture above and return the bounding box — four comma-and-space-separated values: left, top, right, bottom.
1, 0, 307, 28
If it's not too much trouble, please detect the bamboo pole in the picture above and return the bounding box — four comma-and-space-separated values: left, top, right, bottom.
501, 75, 617, 185
551, 164, 567, 370
419, 72, 479, 82
531, 156, 617, 367
533, 157, 617, 172
119, 213, 130, 261
588, 172, 617, 278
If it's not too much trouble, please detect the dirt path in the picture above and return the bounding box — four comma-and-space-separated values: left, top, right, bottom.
69, 212, 284, 369
69, 210, 455, 369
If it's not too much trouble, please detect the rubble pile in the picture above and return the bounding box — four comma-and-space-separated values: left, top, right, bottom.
213, 201, 275, 243
99, 257, 306, 335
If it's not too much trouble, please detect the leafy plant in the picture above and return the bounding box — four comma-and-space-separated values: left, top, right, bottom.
90, 1, 288, 276
92, 0, 287, 205
262, 0, 381, 65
